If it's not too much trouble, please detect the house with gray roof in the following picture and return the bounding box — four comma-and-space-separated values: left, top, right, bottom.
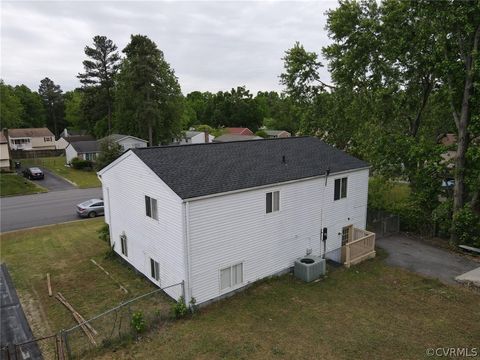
65, 141, 101, 164
175, 131, 215, 144
100, 134, 148, 150
265, 130, 291, 138
98, 137, 373, 305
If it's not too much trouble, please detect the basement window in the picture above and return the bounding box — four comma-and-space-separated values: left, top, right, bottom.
120, 233, 128, 257
150, 258, 160, 281
334, 178, 348, 200
220, 263, 243, 291
266, 191, 280, 213
145, 195, 158, 220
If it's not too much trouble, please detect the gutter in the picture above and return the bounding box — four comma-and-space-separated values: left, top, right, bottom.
182, 201, 193, 303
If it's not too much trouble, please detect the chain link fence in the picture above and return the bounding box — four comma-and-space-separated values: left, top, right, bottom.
367, 209, 400, 238
61, 282, 182, 359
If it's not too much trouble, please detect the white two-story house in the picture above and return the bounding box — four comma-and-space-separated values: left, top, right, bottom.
98, 137, 370, 305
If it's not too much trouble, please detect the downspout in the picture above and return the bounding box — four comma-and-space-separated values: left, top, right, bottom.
182, 201, 193, 304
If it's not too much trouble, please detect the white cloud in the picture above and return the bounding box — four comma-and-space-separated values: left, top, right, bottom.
0, 0, 337, 94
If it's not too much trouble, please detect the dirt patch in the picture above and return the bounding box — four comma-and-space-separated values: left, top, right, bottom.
18, 288, 53, 338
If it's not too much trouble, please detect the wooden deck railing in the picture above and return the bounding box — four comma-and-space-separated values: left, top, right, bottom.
344, 228, 376, 268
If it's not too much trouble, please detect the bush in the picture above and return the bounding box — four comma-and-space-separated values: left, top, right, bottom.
172, 296, 188, 318
432, 201, 452, 238
255, 130, 268, 138
131, 311, 146, 333
189, 297, 198, 315
453, 205, 480, 247
98, 224, 110, 243
71, 157, 93, 170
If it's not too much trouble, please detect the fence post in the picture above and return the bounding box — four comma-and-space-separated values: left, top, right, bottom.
181, 280, 185, 300
61, 330, 72, 360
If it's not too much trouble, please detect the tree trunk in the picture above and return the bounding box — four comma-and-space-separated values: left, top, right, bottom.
148, 122, 153, 147
449, 24, 479, 243
106, 87, 112, 135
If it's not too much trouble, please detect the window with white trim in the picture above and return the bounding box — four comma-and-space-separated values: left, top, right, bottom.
150, 258, 160, 281
220, 263, 243, 291
120, 233, 128, 257
334, 178, 348, 200
145, 196, 158, 220
266, 191, 280, 213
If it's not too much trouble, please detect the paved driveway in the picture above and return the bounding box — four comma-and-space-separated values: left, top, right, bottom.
377, 235, 479, 285
0, 187, 103, 232
19, 167, 75, 191
0, 263, 41, 358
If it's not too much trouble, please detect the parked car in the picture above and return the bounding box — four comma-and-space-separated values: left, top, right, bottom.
22, 167, 44, 180
76, 199, 104, 218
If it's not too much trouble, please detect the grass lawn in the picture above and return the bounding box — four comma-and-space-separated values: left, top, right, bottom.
23, 156, 101, 188
0, 219, 166, 341
0, 172, 47, 197
1, 220, 479, 360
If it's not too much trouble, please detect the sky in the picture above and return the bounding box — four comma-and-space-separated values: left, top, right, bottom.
1, 1, 337, 95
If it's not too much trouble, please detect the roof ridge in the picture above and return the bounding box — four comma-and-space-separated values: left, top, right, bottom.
134, 136, 311, 150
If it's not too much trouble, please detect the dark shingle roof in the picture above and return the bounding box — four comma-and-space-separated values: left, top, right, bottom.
70, 141, 100, 153
132, 137, 368, 200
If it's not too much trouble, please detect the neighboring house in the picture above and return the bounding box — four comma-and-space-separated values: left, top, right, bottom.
60, 128, 89, 138
100, 134, 148, 151
265, 130, 291, 138
224, 127, 254, 136
7, 128, 55, 151
56, 135, 95, 150
99, 137, 370, 305
213, 134, 263, 142
65, 141, 100, 163
176, 131, 215, 145
0, 133, 11, 169
437, 133, 457, 168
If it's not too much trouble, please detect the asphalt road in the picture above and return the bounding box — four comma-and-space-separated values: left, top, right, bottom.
377, 235, 479, 285
0, 188, 103, 233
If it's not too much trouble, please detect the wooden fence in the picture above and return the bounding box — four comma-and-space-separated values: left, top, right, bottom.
10, 149, 65, 160
343, 228, 376, 268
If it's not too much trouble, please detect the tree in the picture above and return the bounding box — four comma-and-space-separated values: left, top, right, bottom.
95, 137, 123, 170
78, 36, 121, 134
432, 1, 480, 238
38, 77, 64, 137
13, 85, 46, 127
64, 89, 84, 129
0, 81, 23, 128
115, 35, 183, 145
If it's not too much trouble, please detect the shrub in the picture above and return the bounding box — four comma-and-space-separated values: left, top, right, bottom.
432, 201, 452, 238
255, 130, 268, 138
172, 296, 188, 318
131, 311, 146, 333
452, 205, 480, 247
71, 157, 93, 170
189, 297, 199, 315
98, 223, 110, 243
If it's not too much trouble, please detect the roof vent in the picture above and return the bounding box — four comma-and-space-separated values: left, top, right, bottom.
282, 155, 286, 164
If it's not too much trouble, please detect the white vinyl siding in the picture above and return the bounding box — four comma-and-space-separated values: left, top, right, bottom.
187, 169, 369, 304
99, 153, 185, 300
220, 263, 243, 291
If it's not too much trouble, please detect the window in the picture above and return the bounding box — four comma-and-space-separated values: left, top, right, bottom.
266, 191, 280, 213
120, 233, 128, 257
342, 226, 351, 245
334, 178, 348, 200
145, 196, 158, 220
13, 138, 30, 144
85, 153, 96, 161
44, 137, 52, 142
150, 258, 160, 281
220, 263, 243, 291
